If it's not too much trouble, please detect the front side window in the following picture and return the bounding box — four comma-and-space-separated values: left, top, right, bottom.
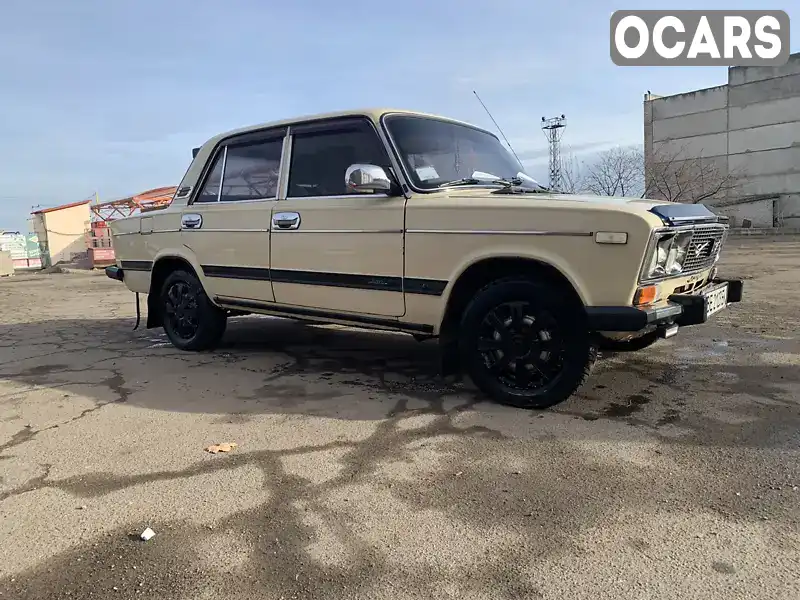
384, 115, 545, 191
220, 138, 283, 202
288, 121, 390, 197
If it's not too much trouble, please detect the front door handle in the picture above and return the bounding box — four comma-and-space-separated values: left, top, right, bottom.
272, 212, 301, 230
181, 213, 203, 229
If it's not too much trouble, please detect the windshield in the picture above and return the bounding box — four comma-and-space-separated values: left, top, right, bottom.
384, 114, 545, 191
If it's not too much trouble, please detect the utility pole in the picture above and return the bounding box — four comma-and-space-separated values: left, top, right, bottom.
541, 115, 566, 191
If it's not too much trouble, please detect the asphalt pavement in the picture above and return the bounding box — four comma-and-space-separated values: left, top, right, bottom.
1, 239, 798, 599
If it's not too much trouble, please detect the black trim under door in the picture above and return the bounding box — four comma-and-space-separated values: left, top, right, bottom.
216, 296, 434, 334
201, 265, 447, 296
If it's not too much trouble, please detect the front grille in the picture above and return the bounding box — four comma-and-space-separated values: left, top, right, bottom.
681, 225, 727, 273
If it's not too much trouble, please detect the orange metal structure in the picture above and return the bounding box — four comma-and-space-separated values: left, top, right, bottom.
89, 186, 177, 222
85, 186, 176, 267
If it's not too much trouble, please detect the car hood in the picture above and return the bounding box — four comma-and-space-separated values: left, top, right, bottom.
441, 189, 723, 227
443, 188, 667, 211
535, 193, 666, 211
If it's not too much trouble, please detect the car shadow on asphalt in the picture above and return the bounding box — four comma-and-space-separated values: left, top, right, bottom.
1, 314, 799, 452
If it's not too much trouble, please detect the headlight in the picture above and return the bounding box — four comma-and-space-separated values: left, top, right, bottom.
645, 231, 692, 279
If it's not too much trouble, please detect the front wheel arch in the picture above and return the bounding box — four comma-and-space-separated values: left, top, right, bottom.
439, 256, 586, 345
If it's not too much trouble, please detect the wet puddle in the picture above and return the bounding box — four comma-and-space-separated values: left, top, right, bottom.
603, 393, 652, 418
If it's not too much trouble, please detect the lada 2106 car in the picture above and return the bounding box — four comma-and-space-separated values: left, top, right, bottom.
106, 109, 743, 409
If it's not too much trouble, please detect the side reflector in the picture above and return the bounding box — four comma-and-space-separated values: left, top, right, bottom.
595, 231, 628, 244
634, 285, 657, 306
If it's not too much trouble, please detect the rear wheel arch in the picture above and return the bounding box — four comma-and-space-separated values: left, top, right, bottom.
146, 256, 201, 328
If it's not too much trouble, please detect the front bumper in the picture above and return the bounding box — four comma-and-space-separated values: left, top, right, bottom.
105, 265, 124, 281
586, 278, 743, 332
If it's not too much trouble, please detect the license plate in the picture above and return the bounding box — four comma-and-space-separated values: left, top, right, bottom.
703, 283, 728, 318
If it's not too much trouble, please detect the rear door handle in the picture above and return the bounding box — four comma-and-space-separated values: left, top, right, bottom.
181, 213, 203, 229
272, 212, 301, 230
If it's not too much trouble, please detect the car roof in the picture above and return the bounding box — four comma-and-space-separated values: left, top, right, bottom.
203, 108, 495, 146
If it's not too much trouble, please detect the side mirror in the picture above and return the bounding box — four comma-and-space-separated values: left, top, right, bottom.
345, 164, 392, 194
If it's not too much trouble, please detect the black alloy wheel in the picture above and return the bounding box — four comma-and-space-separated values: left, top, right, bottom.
160, 269, 227, 351
476, 300, 565, 393
459, 278, 597, 409
164, 280, 200, 341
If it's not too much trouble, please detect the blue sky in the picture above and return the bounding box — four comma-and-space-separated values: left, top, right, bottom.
0, 0, 796, 231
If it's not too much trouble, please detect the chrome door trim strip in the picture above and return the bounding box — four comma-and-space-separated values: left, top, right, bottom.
216, 146, 228, 202
270, 228, 403, 234
194, 197, 278, 205
277, 133, 292, 200
404, 229, 593, 236
114, 229, 182, 236
122, 227, 403, 235
182, 228, 271, 233
281, 193, 392, 201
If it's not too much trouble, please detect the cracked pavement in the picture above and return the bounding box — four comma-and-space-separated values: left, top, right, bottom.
0, 239, 799, 599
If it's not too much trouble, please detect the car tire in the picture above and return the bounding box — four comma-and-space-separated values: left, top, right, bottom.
160, 269, 227, 351
598, 330, 660, 352
458, 278, 597, 409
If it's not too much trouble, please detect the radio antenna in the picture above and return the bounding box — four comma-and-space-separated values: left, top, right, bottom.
473, 90, 522, 165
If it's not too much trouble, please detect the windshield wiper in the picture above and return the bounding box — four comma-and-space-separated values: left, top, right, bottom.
438, 176, 524, 189
438, 176, 553, 194
492, 184, 552, 194
438, 177, 487, 188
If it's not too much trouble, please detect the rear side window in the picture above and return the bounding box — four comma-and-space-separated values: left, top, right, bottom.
288, 122, 389, 197
194, 153, 223, 203
220, 139, 283, 202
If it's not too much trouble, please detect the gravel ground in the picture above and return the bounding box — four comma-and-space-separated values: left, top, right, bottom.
0, 238, 798, 600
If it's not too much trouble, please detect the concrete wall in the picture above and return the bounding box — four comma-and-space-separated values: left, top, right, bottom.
30, 215, 49, 267
0, 251, 13, 277
644, 52, 800, 226
714, 198, 775, 228
37, 204, 90, 265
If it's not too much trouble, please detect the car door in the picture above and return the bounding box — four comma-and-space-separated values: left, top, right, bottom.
269, 117, 406, 317
180, 128, 285, 303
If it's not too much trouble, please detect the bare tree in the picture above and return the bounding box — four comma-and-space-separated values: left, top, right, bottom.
582, 146, 644, 197
559, 151, 585, 194
644, 144, 738, 204
572, 143, 739, 203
